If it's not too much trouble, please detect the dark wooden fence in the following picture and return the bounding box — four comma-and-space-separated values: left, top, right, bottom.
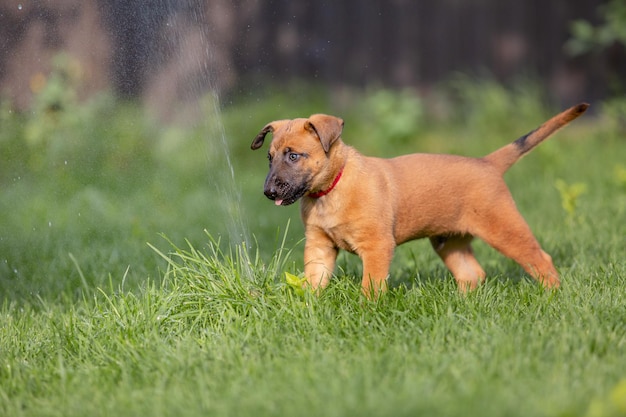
1, 0, 622, 111
233, 0, 614, 102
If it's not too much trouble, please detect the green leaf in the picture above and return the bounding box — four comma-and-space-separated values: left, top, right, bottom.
285, 271, 306, 297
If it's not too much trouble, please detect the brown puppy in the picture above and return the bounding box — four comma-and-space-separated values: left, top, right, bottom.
251, 103, 589, 296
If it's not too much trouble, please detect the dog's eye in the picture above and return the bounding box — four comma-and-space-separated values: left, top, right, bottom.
288, 152, 300, 162
267, 152, 273, 164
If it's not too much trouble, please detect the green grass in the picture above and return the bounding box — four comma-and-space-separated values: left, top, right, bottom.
1, 77, 626, 416
2, 238, 625, 417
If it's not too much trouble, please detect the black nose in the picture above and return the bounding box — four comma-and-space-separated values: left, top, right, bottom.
264, 186, 277, 200
264, 174, 283, 200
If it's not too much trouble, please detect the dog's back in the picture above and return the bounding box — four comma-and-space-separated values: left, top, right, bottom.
375, 102, 589, 244
384, 153, 506, 243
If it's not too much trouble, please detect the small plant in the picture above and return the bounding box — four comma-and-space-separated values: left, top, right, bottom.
585, 379, 626, 417
602, 97, 626, 133
554, 178, 588, 221
614, 164, 626, 190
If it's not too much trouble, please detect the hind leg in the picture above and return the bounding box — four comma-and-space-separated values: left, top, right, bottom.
471, 202, 560, 289
430, 234, 486, 292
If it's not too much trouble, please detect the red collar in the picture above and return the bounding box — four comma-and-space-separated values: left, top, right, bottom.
308, 168, 344, 198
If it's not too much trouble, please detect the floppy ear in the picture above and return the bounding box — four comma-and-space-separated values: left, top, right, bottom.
305, 114, 344, 153
251, 123, 274, 150
251, 120, 290, 150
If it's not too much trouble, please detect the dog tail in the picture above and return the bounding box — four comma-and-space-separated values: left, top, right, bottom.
483, 103, 589, 175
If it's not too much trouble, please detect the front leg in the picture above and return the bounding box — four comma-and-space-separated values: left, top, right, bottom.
358, 238, 395, 298
303, 228, 338, 293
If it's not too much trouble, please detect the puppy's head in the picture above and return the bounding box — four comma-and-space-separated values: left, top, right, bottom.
251, 114, 344, 206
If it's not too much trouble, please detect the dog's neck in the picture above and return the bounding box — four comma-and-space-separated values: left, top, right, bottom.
308, 167, 344, 198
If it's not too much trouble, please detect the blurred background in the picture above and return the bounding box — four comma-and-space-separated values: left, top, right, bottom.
2, 0, 624, 113
1, 0, 625, 300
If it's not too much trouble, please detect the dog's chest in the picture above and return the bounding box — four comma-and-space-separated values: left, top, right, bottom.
300, 197, 385, 254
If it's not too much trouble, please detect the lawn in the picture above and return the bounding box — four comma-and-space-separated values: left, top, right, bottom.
1, 77, 625, 417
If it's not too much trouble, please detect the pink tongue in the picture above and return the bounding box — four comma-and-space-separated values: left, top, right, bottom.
275, 199, 283, 206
